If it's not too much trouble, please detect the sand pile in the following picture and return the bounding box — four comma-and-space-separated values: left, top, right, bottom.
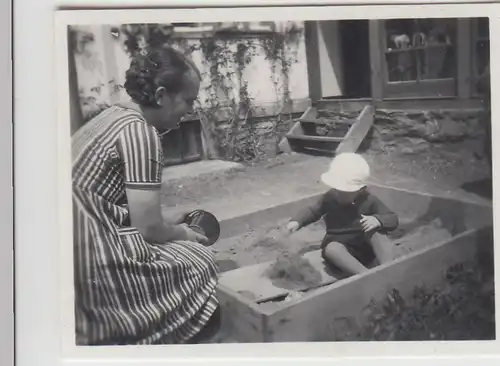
247, 228, 295, 261
265, 251, 322, 290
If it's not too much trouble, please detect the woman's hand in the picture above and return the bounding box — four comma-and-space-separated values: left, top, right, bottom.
285, 221, 300, 235
180, 224, 209, 245
164, 209, 193, 225
360, 215, 382, 233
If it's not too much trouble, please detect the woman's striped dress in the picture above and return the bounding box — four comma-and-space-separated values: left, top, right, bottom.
72, 105, 219, 345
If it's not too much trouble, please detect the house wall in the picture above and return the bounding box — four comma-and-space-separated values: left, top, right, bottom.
70, 24, 311, 132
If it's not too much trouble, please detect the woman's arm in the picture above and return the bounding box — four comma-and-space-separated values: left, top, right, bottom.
126, 187, 192, 243
117, 122, 205, 244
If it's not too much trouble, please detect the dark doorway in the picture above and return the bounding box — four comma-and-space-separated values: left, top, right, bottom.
339, 20, 371, 98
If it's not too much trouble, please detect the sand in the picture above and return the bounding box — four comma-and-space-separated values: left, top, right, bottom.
264, 251, 323, 291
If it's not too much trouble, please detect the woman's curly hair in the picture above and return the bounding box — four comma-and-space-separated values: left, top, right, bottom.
124, 46, 201, 107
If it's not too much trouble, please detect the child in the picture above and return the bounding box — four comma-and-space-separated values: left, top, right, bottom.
285, 153, 399, 275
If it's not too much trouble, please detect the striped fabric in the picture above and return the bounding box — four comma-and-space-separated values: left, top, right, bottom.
72, 106, 219, 345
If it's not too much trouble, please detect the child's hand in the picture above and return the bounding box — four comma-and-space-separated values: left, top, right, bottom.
285, 221, 300, 234
360, 215, 382, 233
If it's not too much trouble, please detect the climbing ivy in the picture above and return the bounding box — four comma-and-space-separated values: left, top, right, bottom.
194, 22, 303, 163
73, 22, 304, 162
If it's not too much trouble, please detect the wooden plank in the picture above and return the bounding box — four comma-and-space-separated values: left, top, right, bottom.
304, 22, 323, 103
278, 120, 303, 153
216, 285, 267, 343
218, 250, 341, 303
383, 78, 457, 99
336, 104, 375, 154
299, 105, 318, 121
373, 98, 482, 111
317, 97, 482, 112
315, 98, 370, 112
369, 20, 384, 100
289, 138, 341, 155
457, 18, 472, 99
288, 120, 304, 136
265, 227, 489, 342
299, 146, 337, 156
286, 134, 344, 143
218, 262, 289, 302
300, 118, 354, 127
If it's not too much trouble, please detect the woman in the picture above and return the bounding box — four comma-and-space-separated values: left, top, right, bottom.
72, 46, 220, 345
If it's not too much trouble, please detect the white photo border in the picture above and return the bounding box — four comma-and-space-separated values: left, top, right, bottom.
38, 2, 500, 364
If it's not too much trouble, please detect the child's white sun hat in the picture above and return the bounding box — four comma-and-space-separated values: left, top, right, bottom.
320, 153, 370, 192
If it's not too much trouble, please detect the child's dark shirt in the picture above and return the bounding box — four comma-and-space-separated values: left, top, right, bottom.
292, 188, 399, 248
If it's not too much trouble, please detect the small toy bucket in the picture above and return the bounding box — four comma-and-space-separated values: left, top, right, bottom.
183, 210, 221, 246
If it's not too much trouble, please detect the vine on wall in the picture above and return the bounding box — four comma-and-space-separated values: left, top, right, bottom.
193, 22, 304, 163
72, 22, 304, 162
69, 27, 123, 122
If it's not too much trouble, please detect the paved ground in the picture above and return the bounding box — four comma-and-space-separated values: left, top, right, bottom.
161, 146, 492, 223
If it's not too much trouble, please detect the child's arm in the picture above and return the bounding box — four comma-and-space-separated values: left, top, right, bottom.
369, 194, 399, 231
288, 192, 328, 231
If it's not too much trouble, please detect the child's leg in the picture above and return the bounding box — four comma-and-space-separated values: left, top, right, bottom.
366, 231, 394, 264
322, 241, 369, 275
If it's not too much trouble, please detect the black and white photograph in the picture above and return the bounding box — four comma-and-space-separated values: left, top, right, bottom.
60, 10, 495, 348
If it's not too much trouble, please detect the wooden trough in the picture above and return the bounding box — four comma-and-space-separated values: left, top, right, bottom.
216, 184, 494, 342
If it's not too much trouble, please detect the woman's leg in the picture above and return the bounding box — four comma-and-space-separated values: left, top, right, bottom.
322, 241, 369, 275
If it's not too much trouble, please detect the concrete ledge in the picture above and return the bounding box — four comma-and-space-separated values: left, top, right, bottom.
161, 160, 244, 183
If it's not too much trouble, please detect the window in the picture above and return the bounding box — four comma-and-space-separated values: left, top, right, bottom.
472, 18, 490, 95
161, 120, 203, 166
384, 18, 457, 83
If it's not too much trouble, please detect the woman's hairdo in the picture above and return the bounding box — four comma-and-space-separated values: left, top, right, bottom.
124, 46, 201, 107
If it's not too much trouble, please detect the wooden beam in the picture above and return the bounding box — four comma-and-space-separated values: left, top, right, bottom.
298, 105, 318, 122
286, 135, 344, 143
369, 20, 384, 101
278, 120, 304, 153
336, 104, 375, 154
457, 18, 472, 100
383, 78, 456, 99
316, 97, 483, 112
216, 285, 268, 343
315, 98, 370, 112
304, 22, 322, 103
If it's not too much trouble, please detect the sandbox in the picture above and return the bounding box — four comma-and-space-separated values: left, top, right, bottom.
214, 184, 494, 342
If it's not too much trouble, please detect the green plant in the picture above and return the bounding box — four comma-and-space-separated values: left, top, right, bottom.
332, 261, 495, 341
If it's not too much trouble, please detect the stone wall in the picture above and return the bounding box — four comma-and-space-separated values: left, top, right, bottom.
365, 109, 488, 156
